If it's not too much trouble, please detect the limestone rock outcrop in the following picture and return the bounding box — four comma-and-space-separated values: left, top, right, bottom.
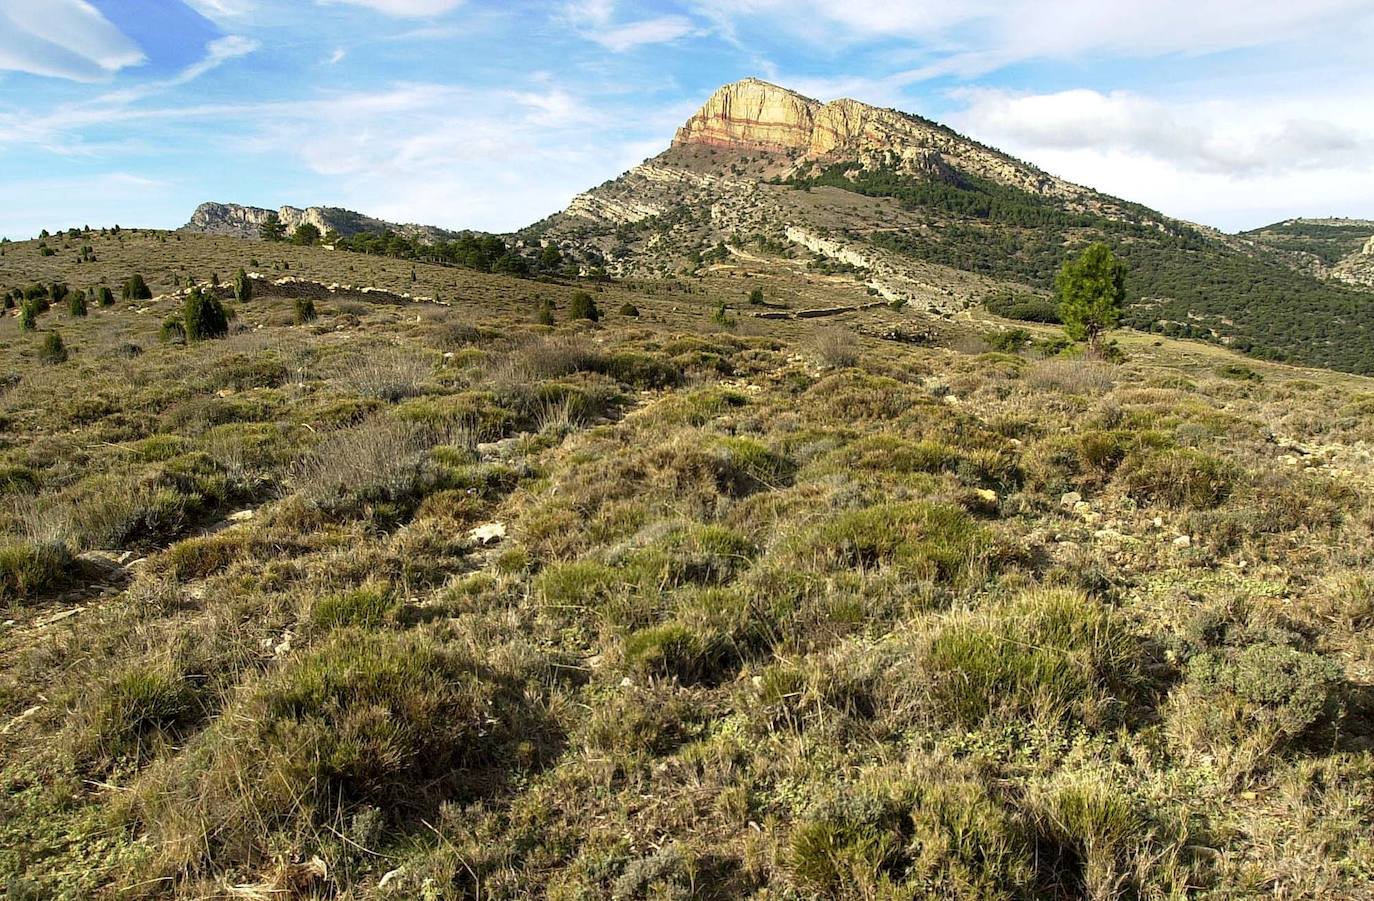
182, 202, 459, 243
672, 78, 819, 152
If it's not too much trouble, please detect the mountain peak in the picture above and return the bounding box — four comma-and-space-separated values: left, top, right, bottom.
672, 77, 824, 153
671, 77, 920, 160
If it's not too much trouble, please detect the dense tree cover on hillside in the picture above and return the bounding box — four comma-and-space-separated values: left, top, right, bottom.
333, 230, 538, 276
833, 165, 1374, 373
1239, 220, 1373, 266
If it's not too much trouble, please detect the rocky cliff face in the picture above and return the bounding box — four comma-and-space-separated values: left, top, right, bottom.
182, 202, 460, 243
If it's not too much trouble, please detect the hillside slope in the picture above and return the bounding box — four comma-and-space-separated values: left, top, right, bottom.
2, 230, 1374, 897
529, 78, 1374, 374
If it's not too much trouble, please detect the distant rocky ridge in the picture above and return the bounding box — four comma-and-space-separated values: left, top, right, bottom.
181, 202, 463, 243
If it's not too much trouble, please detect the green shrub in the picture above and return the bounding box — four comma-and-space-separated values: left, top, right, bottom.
67, 290, 88, 317
310, 579, 397, 629
1121, 447, 1235, 509
232, 268, 252, 303
159, 316, 185, 343
1181, 643, 1341, 749
183, 286, 229, 341
569, 291, 600, 321
96, 285, 114, 306
1029, 776, 1145, 899
39, 331, 68, 364
622, 522, 757, 588
131, 632, 552, 876
788, 767, 1034, 898
597, 351, 682, 389
748, 287, 765, 305
0, 541, 72, 602
77, 663, 203, 768
536, 298, 555, 325
790, 501, 992, 586
133, 434, 190, 462
709, 436, 795, 493
122, 273, 152, 301
986, 327, 1030, 352
918, 588, 1143, 729
619, 302, 640, 317
18, 299, 38, 330
156, 533, 254, 584
294, 297, 316, 324
985, 288, 1061, 323
0, 463, 38, 495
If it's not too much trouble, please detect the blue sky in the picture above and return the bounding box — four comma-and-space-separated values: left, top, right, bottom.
2, 0, 1372, 239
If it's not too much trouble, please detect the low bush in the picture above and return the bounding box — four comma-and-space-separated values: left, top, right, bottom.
1120, 447, 1235, 509
811, 327, 859, 368
310, 579, 397, 629
122, 273, 152, 301
129, 632, 553, 876
788, 501, 993, 587
183, 287, 229, 342
0, 540, 72, 602
787, 763, 1035, 899
74, 661, 204, 769
914, 589, 1143, 729
38, 331, 67, 364
569, 291, 600, 321
1170, 641, 1342, 765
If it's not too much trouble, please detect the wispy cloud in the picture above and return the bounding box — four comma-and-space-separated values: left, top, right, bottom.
690, 0, 1374, 74
0, 0, 145, 81
317, 0, 465, 17
560, 1, 698, 52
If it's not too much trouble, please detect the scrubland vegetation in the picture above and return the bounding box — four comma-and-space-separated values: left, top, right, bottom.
1, 231, 1373, 898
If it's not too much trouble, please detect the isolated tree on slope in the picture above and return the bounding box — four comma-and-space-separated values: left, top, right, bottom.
233, 268, 252, 303
1056, 242, 1125, 357
259, 213, 286, 243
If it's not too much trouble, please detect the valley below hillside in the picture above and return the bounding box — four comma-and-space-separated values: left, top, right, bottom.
2, 226, 1374, 898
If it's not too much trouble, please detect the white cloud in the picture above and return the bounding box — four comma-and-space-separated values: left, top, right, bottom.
560, 2, 697, 52
328, 48, 347, 64
176, 35, 259, 83
0, 0, 145, 81
317, 0, 464, 17
590, 15, 696, 51
182, 0, 257, 19
947, 87, 1374, 230
952, 88, 1374, 177
691, 0, 1374, 72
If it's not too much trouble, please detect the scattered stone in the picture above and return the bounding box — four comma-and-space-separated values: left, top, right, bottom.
1173, 535, 1192, 548
1060, 491, 1083, 509
378, 868, 405, 890
1, 704, 41, 735
228, 509, 255, 522
468, 522, 507, 545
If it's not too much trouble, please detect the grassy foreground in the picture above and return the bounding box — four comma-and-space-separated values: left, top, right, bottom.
2, 231, 1373, 898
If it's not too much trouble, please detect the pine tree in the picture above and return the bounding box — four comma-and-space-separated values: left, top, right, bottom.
259, 213, 286, 242
96, 286, 114, 307
1056, 243, 1126, 357
67, 290, 87, 317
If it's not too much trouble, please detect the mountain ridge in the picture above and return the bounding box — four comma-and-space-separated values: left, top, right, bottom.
181, 202, 465, 244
